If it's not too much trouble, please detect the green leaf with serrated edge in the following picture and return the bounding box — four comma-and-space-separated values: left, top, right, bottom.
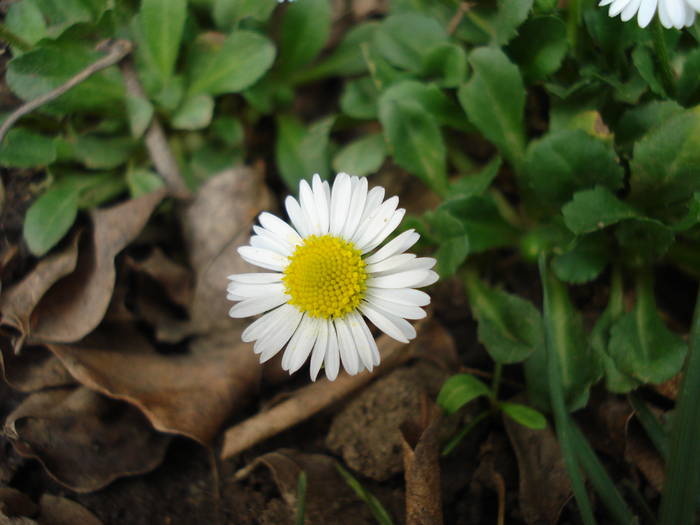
449, 157, 501, 198
7, 43, 124, 114
277, 0, 331, 77
519, 222, 575, 263
333, 133, 386, 177
615, 101, 683, 149
276, 115, 335, 192
373, 13, 447, 71
523, 129, 623, 209
340, 77, 378, 120
608, 270, 686, 384
465, 271, 543, 364
501, 402, 547, 429
562, 186, 638, 235
678, 48, 700, 106
508, 16, 567, 84
127, 168, 164, 198
615, 218, 674, 266
441, 195, 517, 253
437, 374, 491, 414
629, 107, 700, 219
590, 268, 641, 393
455, 0, 534, 46
632, 44, 667, 97
296, 23, 377, 83
379, 98, 447, 196
459, 47, 526, 169
68, 136, 135, 170
141, 0, 186, 80
420, 42, 467, 88
23, 183, 79, 256
552, 232, 609, 284
171, 94, 214, 130
380, 80, 468, 131
188, 30, 276, 96
0, 128, 56, 168
126, 95, 154, 138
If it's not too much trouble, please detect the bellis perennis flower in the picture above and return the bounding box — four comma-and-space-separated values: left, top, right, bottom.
227, 173, 437, 381
599, 0, 698, 28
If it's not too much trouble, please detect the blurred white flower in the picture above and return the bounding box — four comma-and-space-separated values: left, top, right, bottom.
599, 0, 698, 28
227, 173, 437, 381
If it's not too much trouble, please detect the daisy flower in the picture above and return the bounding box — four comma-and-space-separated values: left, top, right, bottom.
599, 0, 697, 29
227, 173, 437, 381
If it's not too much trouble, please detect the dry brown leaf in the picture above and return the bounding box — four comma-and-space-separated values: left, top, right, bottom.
181, 167, 273, 335
0, 487, 39, 520
37, 495, 103, 525
46, 323, 261, 445
503, 408, 571, 525
0, 341, 75, 392
4, 386, 171, 493
125, 248, 193, 309
234, 449, 379, 525
401, 402, 443, 525
0, 233, 80, 352
29, 189, 166, 343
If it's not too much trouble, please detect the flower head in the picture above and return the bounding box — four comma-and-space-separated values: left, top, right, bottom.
227, 173, 437, 381
599, 0, 698, 29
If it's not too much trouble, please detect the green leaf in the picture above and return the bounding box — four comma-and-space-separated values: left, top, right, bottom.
459, 47, 526, 169
424, 209, 469, 277
678, 48, 700, 106
76, 173, 127, 209
523, 129, 624, 209
629, 106, 700, 219
335, 464, 395, 525
373, 13, 447, 71
615, 218, 675, 265
449, 157, 501, 198
67, 135, 135, 170
501, 402, 547, 429
17, 0, 107, 40
437, 374, 492, 414
7, 43, 125, 114
615, 100, 684, 149
508, 15, 567, 83
465, 273, 544, 364
5, 0, 47, 48
277, 0, 332, 76
419, 42, 467, 88
562, 186, 638, 235
632, 44, 667, 97
333, 133, 386, 177
456, 0, 534, 46
340, 77, 378, 120
671, 192, 700, 232
171, 94, 215, 130
440, 195, 517, 253
127, 168, 165, 198
276, 115, 334, 192
141, 0, 187, 80
379, 98, 447, 195
126, 95, 154, 138
23, 182, 79, 256
213, 0, 277, 30
0, 128, 56, 168
188, 30, 276, 96
211, 116, 244, 147
552, 232, 609, 284
608, 271, 686, 384
379, 80, 467, 131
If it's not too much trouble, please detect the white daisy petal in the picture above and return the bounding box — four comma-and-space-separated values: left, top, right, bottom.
341, 177, 368, 240
412, 270, 440, 288
229, 293, 288, 318
243, 303, 291, 343
238, 246, 289, 272
362, 208, 406, 254
227, 282, 285, 298
354, 196, 399, 249
609, 0, 632, 16
364, 229, 420, 265
259, 212, 303, 247
312, 174, 330, 234
365, 287, 431, 307
621, 0, 642, 20
285, 195, 311, 238
228, 273, 282, 284
324, 322, 340, 380
309, 319, 329, 381
600, 0, 615, 5
367, 269, 434, 289
250, 227, 293, 256
666, 0, 686, 27
352, 187, 389, 244
359, 302, 410, 343
347, 311, 374, 371
335, 317, 360, 375
330, 173, 352, 235
637, 0, 657, 25
282, 315, 319, 373
358, 315, 381, 366
299, 179, 321, 235
686, 0, 700, 11
366, 253, 416, 275
257, 308, 304, 363
365, 295, 426, 320
685, 6, 696, 25
658, 0, 673, 26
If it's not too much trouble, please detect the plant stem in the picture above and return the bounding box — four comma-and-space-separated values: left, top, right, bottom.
652, 18, 676, 97
491, 362, 503, 400
659, 285, 700, 524
567, 0, 582, 55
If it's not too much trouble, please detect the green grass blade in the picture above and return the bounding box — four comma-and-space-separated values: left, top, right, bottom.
336, 463, 394, 525
295, 471, 307, 525
628, 393, 668, 459
538, 254, 596, 525
659, 288, 700, 524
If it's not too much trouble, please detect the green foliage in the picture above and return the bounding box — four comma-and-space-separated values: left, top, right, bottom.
140, 0, 186, 81
0, 129, 56, 167
500, 402, 547, 429
437, 373, 491, 414
276, 115, 334, 192
23, 181, 79, 256
333, 133, 386, 177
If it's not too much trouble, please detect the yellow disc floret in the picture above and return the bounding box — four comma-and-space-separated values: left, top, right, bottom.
283, 234, 367, 319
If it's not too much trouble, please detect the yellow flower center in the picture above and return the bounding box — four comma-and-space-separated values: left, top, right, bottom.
283, 234, 367, 319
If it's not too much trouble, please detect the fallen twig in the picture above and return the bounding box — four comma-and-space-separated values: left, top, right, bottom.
220, 320, 429, 459
119, 60, 191, 199
0, 39, 133, 144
